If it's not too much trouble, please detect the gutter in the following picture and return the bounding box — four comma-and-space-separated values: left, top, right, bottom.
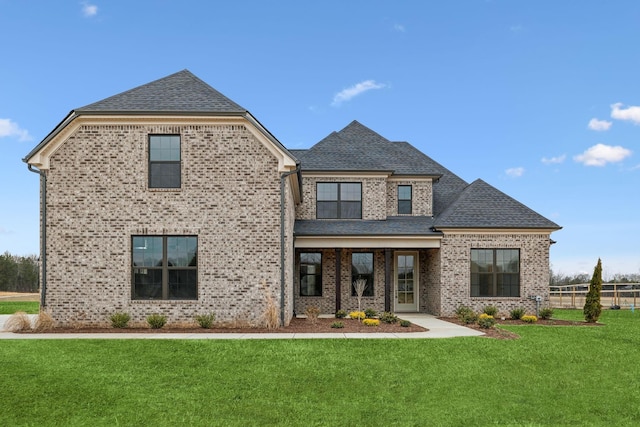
26, 164, 47, 308
280, 163, 301, 326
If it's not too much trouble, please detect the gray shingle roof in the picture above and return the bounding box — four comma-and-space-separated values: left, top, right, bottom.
295, 216, 440, 236
434, 179, 561, 229
76, 69, 246, 114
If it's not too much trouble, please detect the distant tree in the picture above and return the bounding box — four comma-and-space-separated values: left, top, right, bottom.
583, 258, 603, 323
0, 251, 39, 292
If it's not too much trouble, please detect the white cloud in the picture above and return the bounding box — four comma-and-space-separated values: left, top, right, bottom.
611, 102, 640, 124
574, 143, 632, 166
82, 2, 98, 17
541, 154, 566, 165
505, 167, 524, 177
393, 23, 406, 33
0, 118, 31, 141
509, 24, 524, 33
587, 118, 612, 131
331, 80, 386, 106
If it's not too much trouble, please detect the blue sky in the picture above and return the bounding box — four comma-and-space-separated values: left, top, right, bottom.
1, 1, 639, 278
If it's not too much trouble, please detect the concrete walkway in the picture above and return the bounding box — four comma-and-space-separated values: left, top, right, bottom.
0, 314, 484, 340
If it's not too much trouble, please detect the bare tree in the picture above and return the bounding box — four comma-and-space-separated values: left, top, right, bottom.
353, 278, 367, 317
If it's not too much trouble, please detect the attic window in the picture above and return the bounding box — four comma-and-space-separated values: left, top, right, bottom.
149, 135, 181, 188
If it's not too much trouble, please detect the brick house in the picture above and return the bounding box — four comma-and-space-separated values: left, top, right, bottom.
24, 70, 560, 327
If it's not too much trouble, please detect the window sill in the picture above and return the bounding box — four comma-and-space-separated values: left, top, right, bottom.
148, 188, 182, 192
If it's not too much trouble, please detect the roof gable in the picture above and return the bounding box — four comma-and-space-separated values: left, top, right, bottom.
76, 69, 246, 114
435, 179, 561, 229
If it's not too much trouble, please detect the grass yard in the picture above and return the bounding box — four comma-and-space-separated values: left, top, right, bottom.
1, 309, 639, 426
0, 300, 39, 314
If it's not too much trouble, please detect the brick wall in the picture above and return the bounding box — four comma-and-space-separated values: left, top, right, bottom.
296, 176, 387, 220
386, 180, 433, 216
438, 232, 552, 317
44, 122, 292, 327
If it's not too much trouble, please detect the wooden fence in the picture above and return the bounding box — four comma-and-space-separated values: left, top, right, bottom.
549, 283, 640, 309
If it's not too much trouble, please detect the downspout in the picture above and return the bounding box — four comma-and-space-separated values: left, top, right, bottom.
280, 164, 300, 326
27, 165, 47, 308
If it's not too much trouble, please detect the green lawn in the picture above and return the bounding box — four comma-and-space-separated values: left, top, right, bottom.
1, 309, 639, 426
0, 301, 39, 314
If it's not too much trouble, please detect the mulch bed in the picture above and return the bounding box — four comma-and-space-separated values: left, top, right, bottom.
17, 317, 427, 334
439, 317, 604, 340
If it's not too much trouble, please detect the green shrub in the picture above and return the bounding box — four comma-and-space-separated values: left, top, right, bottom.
477, 313, 496, 329
483, 305, 498, 317
455, 306, 478, 324
400, 319, 411, 327
364, 308, 377, 319
584, 258, 603, 323
539, 307, 553, 320
110, 312, 131, 329
335, 309, 347, 319
146, 314, 167, 329
331, 321, 344, 329
510, 307, 525, 320
379, 311, 398, 324
195, 313, 216, 329
521, 315, 538, 323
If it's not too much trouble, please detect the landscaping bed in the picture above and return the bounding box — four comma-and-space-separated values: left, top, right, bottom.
15, 316, 427, 334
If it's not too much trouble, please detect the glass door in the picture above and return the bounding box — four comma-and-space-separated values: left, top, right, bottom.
394, 252, 418, 312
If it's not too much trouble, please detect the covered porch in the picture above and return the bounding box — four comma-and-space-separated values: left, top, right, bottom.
293, 218, 443, 316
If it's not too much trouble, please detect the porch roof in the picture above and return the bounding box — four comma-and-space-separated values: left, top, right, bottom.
294, 216, 440, 236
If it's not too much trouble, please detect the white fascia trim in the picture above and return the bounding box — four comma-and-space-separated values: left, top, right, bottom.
295, 235, 442, 249
27, 115, 298, 172
387, 176, 436, 182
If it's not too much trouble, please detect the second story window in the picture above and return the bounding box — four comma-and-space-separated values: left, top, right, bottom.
398, 185, 412, 214
149, 135, 181, 188
316, 182, 362, 219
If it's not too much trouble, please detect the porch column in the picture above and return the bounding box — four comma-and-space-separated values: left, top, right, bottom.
385, 248, 391, 312
335, 249, 341, 312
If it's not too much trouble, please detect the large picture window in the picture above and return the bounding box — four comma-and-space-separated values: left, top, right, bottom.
316, 182, 362, 219
149, 135, 181, 188
471, 249, 520, 297
300, 253, 322, 296
351, 252, 374, 297
132, 236, 197, 300
398, 185, 412, 215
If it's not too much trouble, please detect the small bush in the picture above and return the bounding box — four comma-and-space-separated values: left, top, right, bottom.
510, 307, 525, 320
349, 311, 365, 320
4, 311, 32, 332
363, 318, 380, 327
331, 321, 344, 329
33, 311, 55, 332
146, 314, 167, 329
522, 315, 538, 323
483, 305, 499, 317
335, 309, 347, 319
110, 312, 131, 329
305, 306, 321, 324
195, 313, 216, 329
455, 306, 478, 324
379, 311, 398, 324
400, 319, 411, 327
364, 308, 377, 319
478, 313, 496, 329
539, 307, 553, 320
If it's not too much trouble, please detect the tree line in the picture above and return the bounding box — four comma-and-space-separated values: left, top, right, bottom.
550, 269, 640, 286
0, 252, 39, 293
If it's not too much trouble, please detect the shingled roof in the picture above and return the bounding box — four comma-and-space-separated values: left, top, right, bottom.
435, 179, 561, 229
76, 69, 246, 114
295, 121, 468, 216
